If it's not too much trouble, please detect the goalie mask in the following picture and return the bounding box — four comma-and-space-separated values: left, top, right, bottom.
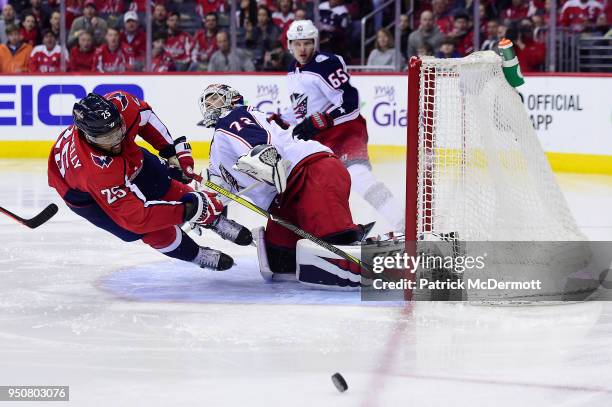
198, 84, 244, 128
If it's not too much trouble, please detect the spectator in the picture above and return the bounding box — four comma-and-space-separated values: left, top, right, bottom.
68, 30, 95, 71
28, 29, 66, 72
190, 12, 220, 71
68, 1, 108, 48
262, 40, 292, 71
92, 27, 134, 72
96, 1, 125, 29
165, 11, 192, 71
19, 13, 38, 46
96, 0, 125, 14
587, 13, 610, 36
435, 36, 461, 58
48, 11, 60, 39
120, 11, 145, 70
281, 7, 305, 49
432, 0, 454, 34
417, 42, 434, 57
318, 0, 350, 58
408, 11, 444, 58
258, 0, 277, 12
481, 19, 500, 50
531, 14, 545, 35
272, 0, 294, 32
22, 0, 50, 31
0, 24, 32, 72
246, 5, 281, 68
514, 18, 545, 71
399, 14, 412, 59
237, 0, 257, 29
502, 0, 530, 23
559, 0, 604, 32
0, 4, 19, 44
449, 12, 473, 56
367, 28, 403, 69
152, 3, 167, 37
151, 32, 175, 72
65, 0, 82, 29
498, 22, 508, 39
208, 30, 255, 71
196, 0, 228, 20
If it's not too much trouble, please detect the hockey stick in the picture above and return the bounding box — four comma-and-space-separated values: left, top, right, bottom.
203, 180, 373, 274
0, 203, 58, 229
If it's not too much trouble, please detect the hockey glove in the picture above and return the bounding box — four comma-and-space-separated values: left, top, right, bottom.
160, 137, 195, 183
181, 191, 224, 226
267, 113, 290, 130
233, 145, 290, 194
292, 112, 333, 141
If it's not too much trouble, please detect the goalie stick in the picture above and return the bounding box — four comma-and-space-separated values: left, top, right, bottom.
201, 179, 374, 274
0, 203, 58, 229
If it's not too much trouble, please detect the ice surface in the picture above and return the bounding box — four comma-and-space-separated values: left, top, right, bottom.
1, 159, 612, 406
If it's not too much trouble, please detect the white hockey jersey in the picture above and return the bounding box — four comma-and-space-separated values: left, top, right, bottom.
285, 51, 360, 126
208, 106, 331, 210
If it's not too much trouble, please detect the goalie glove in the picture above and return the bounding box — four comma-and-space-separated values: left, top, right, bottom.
233, 145, 290, 194
292, 112, 333, 141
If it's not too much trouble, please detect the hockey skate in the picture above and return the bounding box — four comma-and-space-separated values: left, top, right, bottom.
206, 215, 253, 246
192, 247, 234, 271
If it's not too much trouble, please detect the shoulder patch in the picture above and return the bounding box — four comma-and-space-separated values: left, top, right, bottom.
91, 153, 113, 169
315, 54, 329, 63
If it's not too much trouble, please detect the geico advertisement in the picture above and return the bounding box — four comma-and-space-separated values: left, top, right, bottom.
0, 74, 610, 154
0, 75, 408, 146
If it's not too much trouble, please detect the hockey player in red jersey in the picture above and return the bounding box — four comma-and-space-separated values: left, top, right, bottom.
199, 84, 371, 287
48, 92, 252, 271
284, 20, 405, 233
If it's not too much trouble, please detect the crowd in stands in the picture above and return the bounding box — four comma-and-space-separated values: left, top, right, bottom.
0, 0, 610, 74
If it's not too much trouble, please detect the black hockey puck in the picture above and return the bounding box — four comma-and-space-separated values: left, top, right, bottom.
331, 373, 348, 392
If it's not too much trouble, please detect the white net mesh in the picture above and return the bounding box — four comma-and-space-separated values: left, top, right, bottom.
415, 51, 585, 242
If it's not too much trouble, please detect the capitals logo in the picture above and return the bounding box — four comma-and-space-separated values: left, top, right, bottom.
91, 153, 113, 169
290, 93, 308, 121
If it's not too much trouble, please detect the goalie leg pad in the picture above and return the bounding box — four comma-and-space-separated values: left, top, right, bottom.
296, 239, 362, 290
255, 227, 296, 282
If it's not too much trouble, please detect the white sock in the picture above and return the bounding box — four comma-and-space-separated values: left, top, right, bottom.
348, 164, 405, 232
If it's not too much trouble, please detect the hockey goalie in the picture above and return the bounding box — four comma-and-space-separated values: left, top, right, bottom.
198, 83, 373, 289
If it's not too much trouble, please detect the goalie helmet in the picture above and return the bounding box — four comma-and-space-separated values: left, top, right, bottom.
198, 84, 244, 128
286, 19, 319, 51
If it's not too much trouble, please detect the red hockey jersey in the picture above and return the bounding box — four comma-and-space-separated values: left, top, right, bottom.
559, 0, 604, 30
190, 29, 218, 63
120, 29, 146, 59
48, 91, 184, 234
68, 46, 95, 72
28, 44, 65, 73
165, 30, 192, 65
92, 43, 134, 72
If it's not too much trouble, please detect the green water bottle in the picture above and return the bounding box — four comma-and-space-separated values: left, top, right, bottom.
498, 38, 525, 88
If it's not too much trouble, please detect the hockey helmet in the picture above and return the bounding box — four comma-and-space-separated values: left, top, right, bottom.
72, 93, 126, 149
198, 84, 244, 128
286, 19, 319, 51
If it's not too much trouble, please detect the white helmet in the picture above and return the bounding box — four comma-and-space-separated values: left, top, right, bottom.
286, 19, 319, 51
197, 83, 243, 128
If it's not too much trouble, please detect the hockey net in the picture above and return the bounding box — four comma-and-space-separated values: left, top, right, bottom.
406, 51, 585, 242
404, 51, 591, 301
